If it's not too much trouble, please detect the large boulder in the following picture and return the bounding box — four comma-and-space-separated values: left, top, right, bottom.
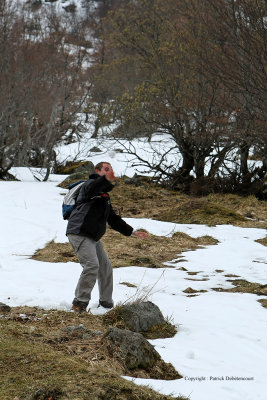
56, 160, 94, 175
57, 160, 95, 188
58, 172, 89, 188
118, 301, 165, 332
105, 327, 160, 369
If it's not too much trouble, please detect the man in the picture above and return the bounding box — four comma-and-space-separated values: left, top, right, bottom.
66, 161, 147, 313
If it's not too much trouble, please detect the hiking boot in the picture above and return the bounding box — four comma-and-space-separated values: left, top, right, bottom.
72, 298, 88, 313
98, 300, 114, 309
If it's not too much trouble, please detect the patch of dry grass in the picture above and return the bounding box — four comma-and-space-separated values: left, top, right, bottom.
258, 299, 267, 308
32, 241, 78, 263
255, 236, 267, 247
31, 230, 219, 268
212, 279, 267, 297
108, 178, 267, 228
183, 287, 208, 295
0, 307, 188, 400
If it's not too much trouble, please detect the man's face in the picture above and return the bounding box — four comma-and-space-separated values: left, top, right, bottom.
97, 163, 116, 181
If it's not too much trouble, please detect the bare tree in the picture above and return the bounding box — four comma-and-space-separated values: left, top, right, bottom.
0, 2, 91, 180
96, 0, 237, 189
199, 0, 267, 183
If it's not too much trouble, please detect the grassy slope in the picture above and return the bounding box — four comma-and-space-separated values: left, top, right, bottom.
0, 308, 187, 400
108, 178, 266, 228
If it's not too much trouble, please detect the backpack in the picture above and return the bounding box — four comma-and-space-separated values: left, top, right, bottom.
62, 180, 85, 220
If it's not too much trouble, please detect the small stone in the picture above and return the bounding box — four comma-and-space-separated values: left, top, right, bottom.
90, 146, 102, 152
82, 333, 91, 340
92, 330, 103, 336
62, 325, 90, 338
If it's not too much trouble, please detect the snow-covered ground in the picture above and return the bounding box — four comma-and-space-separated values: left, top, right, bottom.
1, 164, 266, 400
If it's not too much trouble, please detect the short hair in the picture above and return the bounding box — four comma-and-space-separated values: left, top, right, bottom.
94, 161, 111, 171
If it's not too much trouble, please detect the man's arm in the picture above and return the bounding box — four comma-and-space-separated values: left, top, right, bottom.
107, 206, 133, 236
82, 175, 113, 199
108, 207, 149, 238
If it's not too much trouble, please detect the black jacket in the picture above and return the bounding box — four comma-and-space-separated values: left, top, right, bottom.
66, 173, 133, 241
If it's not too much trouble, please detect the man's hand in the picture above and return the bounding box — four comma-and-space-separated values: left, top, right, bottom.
105, 169, 117, 182
132, 230, 149, 239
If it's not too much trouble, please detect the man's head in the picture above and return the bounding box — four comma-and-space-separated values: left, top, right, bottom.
95, 161, 116, 182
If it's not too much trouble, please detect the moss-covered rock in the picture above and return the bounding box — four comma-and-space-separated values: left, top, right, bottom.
103, 302, 177, 339
104, 327, 160, 369
55, 160, 94, 176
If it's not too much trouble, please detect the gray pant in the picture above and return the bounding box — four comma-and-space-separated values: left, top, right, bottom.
68, 234, 113, 305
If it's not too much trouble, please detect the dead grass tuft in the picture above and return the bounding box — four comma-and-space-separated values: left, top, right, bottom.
255, 236, 267, 247
183, 287, 208, 295
120, 281, 137, 288
258, 299, 267, 309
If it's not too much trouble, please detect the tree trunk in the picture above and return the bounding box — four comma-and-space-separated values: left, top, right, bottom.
43, 166, 51, 182
240, 141, 250, 184
194, 151, 206, 179
180, 151, 194, 177
91, 118, 100, 138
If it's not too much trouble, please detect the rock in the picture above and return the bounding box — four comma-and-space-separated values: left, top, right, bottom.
0, 172, 20, 181
32, 387, 63, 400
90, 146, 102, 152
105, 327, 160, 369
55, 160, 94, 176
73, 161, 94, 174
30, 0, 42, 7
92, 330, 103, 336
63, 4, 77, 12
124, 174, 153, 187
119, 301, 165, 332
57, 161, 94, 188
61, 324, 90, 339
58, 171, 90, 188
0, 302, 11, 312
